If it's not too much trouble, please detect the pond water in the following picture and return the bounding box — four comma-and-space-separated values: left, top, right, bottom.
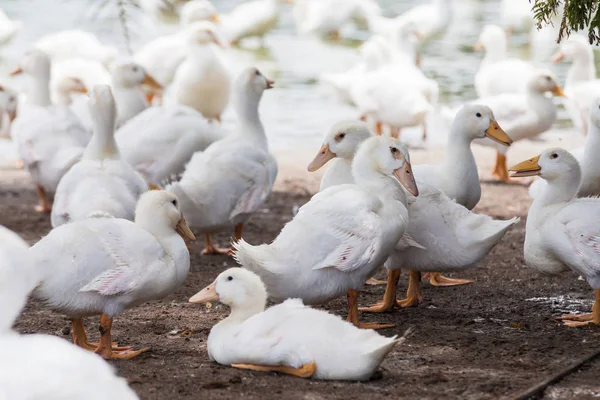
0, 0, 595, 149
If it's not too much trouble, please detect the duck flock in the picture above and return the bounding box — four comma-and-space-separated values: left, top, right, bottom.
0, 0, 600, 396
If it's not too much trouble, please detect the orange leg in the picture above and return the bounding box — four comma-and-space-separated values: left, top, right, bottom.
94, 314, 149, 360
396, 270, 423, 308
34, 185, 51, 213
201, 233, 231, 256
346, 289, 395, 330
425, 272, 474, 287
15, 159, 24, 169
390, 126, 401, 139
490, 152, 510, 182
375, 121, 383, 136
231, 362, 316, 378
360, 270, 401, 312
555, 290, 600, 327
71, 318, 132, 352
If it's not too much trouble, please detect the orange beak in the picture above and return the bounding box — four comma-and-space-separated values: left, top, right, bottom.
142, 73, 162, 90
9, 66, 23, 76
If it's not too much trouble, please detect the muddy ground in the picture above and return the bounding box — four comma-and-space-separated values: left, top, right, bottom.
5, 171, 600, 400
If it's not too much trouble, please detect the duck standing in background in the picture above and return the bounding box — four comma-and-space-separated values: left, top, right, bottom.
10, 50, 90, 213
51, 85, 148, 228
171, 22, 231, 122
167, 68, 277, 255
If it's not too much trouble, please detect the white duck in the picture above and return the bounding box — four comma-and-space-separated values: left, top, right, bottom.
0, 228, 140, 400
189, 268, 407, 380
474, 25, 535, 98
171, 22, 230, 122
0, 8, 21, 47
473, 70, 565, 181
116, 104, 223, 186
31, 190, 195, 359
10, 50, 90, 212
34, 30, 117, 66
530, 98, 600, 199
134, 2, 219, 89
51, 58, 111, 104
167, 67, 277, 255
111, 62, 162, 127
51, 85, 148, 228
234, 135, 418, 328
307, 121, 519, 310
221, 0, 286, 46
414, 105, 512, 210
293, 0, 363, 38
509, 149, 600, 326
551, 35, 600, 134
53, 76, 88, 106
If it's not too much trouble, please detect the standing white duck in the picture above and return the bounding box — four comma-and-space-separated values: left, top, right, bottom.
34, 30, 117, 67
510, 149, 600, 326
551, 35, 600, 134
292, 0, 363, 38
134, 2, 220, 89
167, 67, 277, 255
414, 105, 512, 210
116, 104, 223, 186
500, 0, 533, 35
171, 22, 230, 122
0, 228, 140, 400
308, 120, 518, 309
139, 0, 188, 22
51, 85, 148, 228
473, 70, 565, 181
234, 135, 418, 328
474, 25, 535, 98
10, 50, 90, 213
0, 8, 21, 47
221, 0, 286, 46
189, 268, 407, 380
529, 98, 600, 199
31, 190, 195, 359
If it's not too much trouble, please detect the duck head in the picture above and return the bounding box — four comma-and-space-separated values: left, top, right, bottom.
509, 148, 580, 181
10, 49, 50, 77
551, 35, 591, 63
189, 268, 267, 316
527, 70, 566, 97
111, 62, 162, 90
452, 104, 512, 145
57, 76, 88, 95
308, 120, 372, 171
135, 190, 196, 242
180, 0, 220, 26
473, 24, 506, 52
353, 135, 419, 196
185, 21, 224, 47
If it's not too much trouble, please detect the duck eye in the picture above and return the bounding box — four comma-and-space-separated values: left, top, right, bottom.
545, 76, 551, 81
255, 70, 261, 76
476, 112, 482, 118
550, 153, 558, 159
132, 66, 138, 72
172, 199, 178, 207
227, 276, 233, 281
390, 147, 398, 153
339, 133, 345, 139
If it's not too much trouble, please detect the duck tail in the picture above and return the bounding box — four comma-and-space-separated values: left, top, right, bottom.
366, 326, 413, 361
233, 239, 277, 283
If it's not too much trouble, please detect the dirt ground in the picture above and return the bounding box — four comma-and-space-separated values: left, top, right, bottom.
5, 168, 600, 400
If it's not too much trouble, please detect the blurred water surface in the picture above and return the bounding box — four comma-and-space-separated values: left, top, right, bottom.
0, 0, 592, 149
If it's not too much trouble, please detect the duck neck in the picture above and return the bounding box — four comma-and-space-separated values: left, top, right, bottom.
582, 122, 600, 180
352, 157, 408, 206
567, 50, 596, 87
225, 294, 267, 323
84, 110, 119, 160
28, 71, 52, 107
483, 42, 507, 65
111, 86, 148, 122
444, 128, 478, 184
535, 171, 581, 210
55, 90, 73, 106
234, 91, 268, 148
